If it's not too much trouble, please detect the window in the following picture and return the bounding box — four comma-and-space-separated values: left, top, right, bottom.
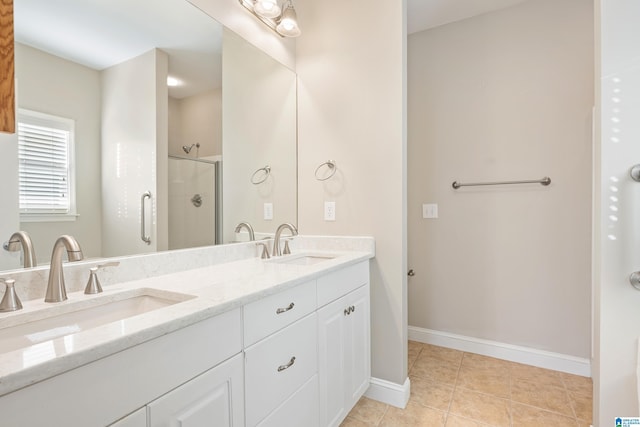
17, 109, 76, 221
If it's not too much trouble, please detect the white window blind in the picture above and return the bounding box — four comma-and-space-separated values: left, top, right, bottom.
17, 110, 76, 218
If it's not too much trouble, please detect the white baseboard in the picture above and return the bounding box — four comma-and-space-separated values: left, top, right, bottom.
364, 376, 411, 409
409, 326, 591, 377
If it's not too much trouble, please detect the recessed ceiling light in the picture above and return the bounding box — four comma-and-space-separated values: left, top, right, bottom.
167, 76, 180, 87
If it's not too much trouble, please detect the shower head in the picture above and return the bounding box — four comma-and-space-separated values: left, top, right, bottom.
182, 143, 200, 154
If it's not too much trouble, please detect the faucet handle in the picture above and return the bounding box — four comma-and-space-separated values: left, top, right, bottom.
0, 279, 23, 312
256, 242, 271, 259
84, 262, 120, 295
283, 239, 292, 255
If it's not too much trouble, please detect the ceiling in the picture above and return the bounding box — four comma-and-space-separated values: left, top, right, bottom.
14, 0, 223, 99
13, 0, 529, 97
407, 0, 529, 34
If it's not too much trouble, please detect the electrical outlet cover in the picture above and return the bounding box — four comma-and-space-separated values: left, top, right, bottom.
324, 201, 336, 221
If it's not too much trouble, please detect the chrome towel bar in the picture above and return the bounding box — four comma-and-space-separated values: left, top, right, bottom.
452, 176, 551, 189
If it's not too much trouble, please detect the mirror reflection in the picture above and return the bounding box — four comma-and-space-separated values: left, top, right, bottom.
4, 0, 297, 270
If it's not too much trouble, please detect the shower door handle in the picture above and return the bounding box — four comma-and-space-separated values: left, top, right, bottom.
141, 191, 152, 245
631, 165, 640, 289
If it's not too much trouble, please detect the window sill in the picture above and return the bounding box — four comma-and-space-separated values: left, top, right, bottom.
20, 213, 79, 223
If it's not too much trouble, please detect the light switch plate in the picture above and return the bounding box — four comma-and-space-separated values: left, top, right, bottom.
264, 203, 273, 220
422, 203, 438, 219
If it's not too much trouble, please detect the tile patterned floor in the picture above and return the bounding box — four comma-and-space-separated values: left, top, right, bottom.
341, 341, 593, 427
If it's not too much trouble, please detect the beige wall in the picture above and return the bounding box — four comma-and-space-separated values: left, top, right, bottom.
15, 43, 103, 263
296, 0, 408, 386
188, 0, 295, 70
222, 29, 297, 243
407, 0, 593, 358
168, 88, 222, 158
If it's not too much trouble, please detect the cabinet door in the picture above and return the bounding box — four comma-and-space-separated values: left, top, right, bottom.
345, 285, 371, 409
109, 408, 147, 427
318, 284, 371, 427
148, 353, 244, 427
257, 375, 319, 427
317, 294, 349, 427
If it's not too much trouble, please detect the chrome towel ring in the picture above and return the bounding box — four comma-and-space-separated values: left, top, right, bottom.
315, 160, 337, 181
251, 165, 271, 184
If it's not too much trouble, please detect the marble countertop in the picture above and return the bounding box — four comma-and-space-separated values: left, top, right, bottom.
0, 248, 373, 397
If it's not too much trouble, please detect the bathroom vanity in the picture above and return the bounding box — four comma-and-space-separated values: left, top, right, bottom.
0, 241, 373, 427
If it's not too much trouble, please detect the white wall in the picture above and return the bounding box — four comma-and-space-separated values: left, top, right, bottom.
0, 130, 18, 270
594, 0, 640, 422
14, 43, 103, 264
101, 49, 168, 256
295, 0, 408, 390
407, 0, 593, 360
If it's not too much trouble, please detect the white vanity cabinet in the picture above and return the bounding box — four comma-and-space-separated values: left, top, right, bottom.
148, 353, 244, 427
317, 264, 371, 427
110, 408, 147, 427
243, 280, 319, 427
0, 258, 371, 427
110, 355, 244, 427
0, 308, 243, 427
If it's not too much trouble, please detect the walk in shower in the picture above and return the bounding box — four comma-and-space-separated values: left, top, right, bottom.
167, 155, 222, 250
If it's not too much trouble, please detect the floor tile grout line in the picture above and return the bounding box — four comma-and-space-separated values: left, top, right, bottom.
403, 342, 591, 427
442, 349, 465, 424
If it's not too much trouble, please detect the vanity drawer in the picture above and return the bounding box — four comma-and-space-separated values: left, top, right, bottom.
245, 313, 318, 427
244, 280, 316, 347
317, 261, 369, 307
257, 375, 319, 427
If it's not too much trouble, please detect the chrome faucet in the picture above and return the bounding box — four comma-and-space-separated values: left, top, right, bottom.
4, 231, 37, 268
45, 235, 84, 303
234, 222, 255, 241
272, 223, 298, 257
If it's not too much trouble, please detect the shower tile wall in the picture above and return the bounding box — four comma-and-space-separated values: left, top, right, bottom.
168, 158, 216, 250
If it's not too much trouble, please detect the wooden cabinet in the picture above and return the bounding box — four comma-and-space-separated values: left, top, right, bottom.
0, 0, 15, 134
317, 284, 370, 427
148, 354, 244, 427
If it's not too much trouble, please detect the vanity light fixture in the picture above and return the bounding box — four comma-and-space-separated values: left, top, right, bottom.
167, 76, 180, 87
239, 0, 302, 38
254, 0, 281, 18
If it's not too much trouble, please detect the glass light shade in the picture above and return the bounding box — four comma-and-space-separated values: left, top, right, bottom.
276, 5, 301, 37
253, 0, 281, 19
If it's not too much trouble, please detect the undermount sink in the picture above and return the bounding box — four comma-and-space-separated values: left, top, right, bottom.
269, 254, 337, 266
0, 288, 195, 354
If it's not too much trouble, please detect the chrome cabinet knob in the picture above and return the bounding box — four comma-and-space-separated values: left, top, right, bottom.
631, 272, 640, 290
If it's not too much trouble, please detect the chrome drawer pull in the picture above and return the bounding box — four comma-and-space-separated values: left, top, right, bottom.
277, 356, 296, 372
276, 302, 295, 314
344, 307, 350, 316
350, 305, 355, 313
